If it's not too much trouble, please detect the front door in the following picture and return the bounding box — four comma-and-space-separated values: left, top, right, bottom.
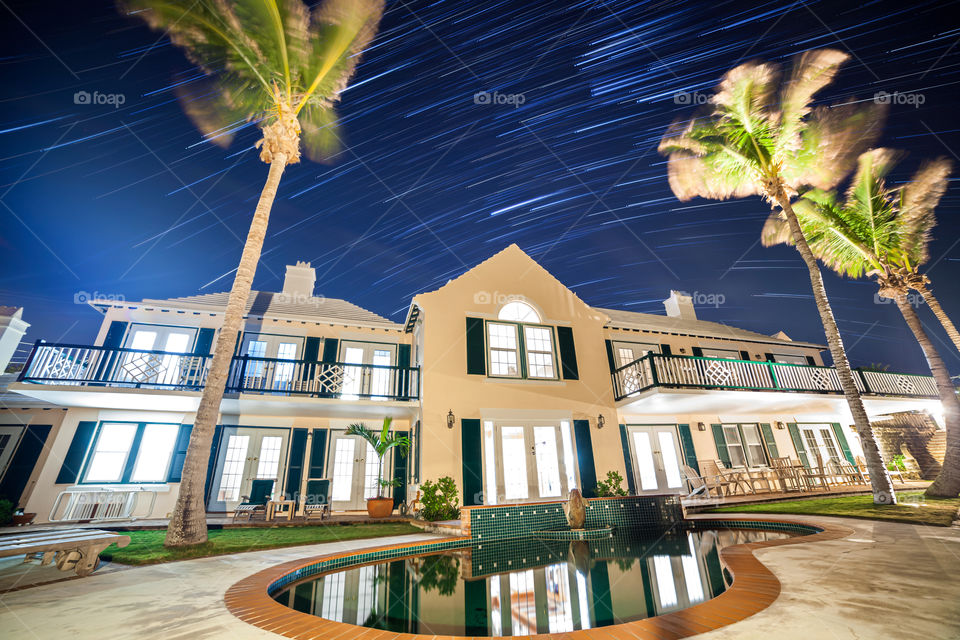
0, 426, 25, 479
212, 427, 289, 511
799, 424, 842, 466
339, 342, 397, 400
328, 433, 392, 511
626, 425, 685, 494
495, 423, 569, 502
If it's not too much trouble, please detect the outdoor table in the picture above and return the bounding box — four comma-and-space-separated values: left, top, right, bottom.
266, 499, 295, 521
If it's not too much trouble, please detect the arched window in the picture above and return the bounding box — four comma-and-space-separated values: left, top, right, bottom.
498, 300, 540, 323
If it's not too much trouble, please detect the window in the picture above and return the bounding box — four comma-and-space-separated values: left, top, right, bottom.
524, 326, 556, 378
700, 347, 740, 359
488, 323, 520, 377
498, 300, 540, 323
218, 435, 249, 501
721, 423, 768, 468
85, 422, 179, 484
740, 424, 767, 467
274, 342, 297, 388
487, 320, 558, 379
256, 436, 283, 480
772, 353, 808, 365
614, 341, 659, 367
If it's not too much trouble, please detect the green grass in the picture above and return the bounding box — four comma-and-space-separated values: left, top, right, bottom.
707, 490, 960, 527
100, 522, 421, 565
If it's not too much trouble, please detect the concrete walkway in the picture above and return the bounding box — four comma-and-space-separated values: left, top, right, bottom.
0, 518, 957, 639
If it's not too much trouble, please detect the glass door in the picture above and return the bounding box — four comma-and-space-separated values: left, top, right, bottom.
494, 423, 569, 503
123, 326, 196, 385
328, 432, 390, 511
800, 424, 841, 466
240, 334, 303, 390
212, 427, 289, 512
339, 341, 397, 400
627, 425, 685, 494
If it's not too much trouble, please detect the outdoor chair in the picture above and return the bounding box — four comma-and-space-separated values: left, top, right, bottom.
798, 453, 831, 491
826, 459, 865, 485
855, 455, 905, 484
697, 460, 748, 496
233, 479, 274, 522
301, 479, 331, 521
771, 457, 803, 492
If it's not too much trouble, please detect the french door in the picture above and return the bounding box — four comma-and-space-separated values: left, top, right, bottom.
122, 326, 196, 385
800, 424, 842, 466
240, 334, 303, 390
339, 341, 397, 400
328, 432, 391, 511
493, 423, 571, 503
612, 341, 659, 367
626, 425, 685, 494
212, 427, 289, 511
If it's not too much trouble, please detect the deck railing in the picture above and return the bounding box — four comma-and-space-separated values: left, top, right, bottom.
18, 342, 420, 402
612, 353, 938, 402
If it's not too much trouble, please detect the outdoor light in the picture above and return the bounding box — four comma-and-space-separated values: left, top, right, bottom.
597, 414, 606, 429
776, 421, 785, 430
697, 422, 706, 431
446, 409, 455, 429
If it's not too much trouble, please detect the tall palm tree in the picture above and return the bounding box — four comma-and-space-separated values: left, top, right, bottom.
122, 0, 386, 547
762, 149, 960, 497
658, 49, 899, 504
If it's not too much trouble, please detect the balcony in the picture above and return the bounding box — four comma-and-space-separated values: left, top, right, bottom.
13, 342, 419, 415
612, 353, 941, 417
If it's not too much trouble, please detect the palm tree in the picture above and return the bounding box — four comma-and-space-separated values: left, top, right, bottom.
345, 418, 410, 499
658, 49, 899, 504
122, 0, 386, 547
762, 149, 960, 497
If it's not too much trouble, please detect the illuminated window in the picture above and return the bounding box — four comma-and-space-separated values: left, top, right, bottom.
488, 323, 520, 377
487, 320, 558, 380
85, 422, 179, 484
498, 301, 540, 323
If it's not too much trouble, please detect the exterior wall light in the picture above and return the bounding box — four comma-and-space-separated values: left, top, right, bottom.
447, 410, 455, 429
597, 414, 605, 429
697, 422, 706, 431
776, 421, 785, 430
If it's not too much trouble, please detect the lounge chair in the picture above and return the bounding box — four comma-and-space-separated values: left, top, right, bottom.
301, 479, 331, 521
233, 479, 274, 522
771, 456, 803, 492
697, 460, 748, 496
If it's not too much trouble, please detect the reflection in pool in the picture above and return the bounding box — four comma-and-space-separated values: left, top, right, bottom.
272, 528, 791, 636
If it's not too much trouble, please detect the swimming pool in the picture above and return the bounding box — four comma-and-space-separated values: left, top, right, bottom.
271, 527, 792, 635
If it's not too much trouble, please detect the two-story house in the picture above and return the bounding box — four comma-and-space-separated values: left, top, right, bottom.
0, 245, 942, 522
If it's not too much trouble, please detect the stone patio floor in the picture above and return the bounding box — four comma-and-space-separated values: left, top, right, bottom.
0, 515, 958, 639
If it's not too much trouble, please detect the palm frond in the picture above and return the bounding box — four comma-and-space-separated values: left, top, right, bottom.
776, 49, 848, 157
898, 157, 952, 265
760, 210, 791, 247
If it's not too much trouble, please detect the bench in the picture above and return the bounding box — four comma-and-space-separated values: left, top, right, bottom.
0, 528, 131, 577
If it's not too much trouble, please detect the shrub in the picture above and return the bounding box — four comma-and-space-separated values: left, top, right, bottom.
595, 470, 628, 497
887, 454, 907, 472
420, 476, 460, 521
0, 499, 13, 526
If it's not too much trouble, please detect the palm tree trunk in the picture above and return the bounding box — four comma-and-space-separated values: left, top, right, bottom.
914, 282, 960, 355
164, 155, 289, 547
773, 192, 898, 504
892, 293, 960, 497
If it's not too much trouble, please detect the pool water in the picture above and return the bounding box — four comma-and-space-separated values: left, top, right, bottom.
272, 528, 792, 635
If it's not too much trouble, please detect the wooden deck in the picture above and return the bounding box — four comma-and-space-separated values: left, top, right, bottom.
682, 480, 929, 510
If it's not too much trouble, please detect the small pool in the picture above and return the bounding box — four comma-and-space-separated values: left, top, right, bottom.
271, 528, 792, 635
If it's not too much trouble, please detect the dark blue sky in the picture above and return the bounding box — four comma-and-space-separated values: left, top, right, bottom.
1, 0, 958, 375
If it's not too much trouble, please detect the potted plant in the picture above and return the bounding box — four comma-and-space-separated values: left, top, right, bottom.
345, 417, 410, 518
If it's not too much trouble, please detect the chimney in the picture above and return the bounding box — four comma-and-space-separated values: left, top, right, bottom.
0, 307, 29, 372
282, 261, 316, 299
663, 290, 696, 321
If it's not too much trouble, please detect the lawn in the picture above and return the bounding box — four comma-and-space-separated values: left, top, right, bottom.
708, 490, 960, 527
100, 522, 422, 565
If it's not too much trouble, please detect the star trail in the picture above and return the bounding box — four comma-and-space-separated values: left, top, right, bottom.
0, 0, 958, 375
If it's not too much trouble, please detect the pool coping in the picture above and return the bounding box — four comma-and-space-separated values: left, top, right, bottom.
224, 515, 854, 640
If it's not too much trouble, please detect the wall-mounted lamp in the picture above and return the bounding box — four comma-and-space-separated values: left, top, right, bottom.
679, 348, 687, 354
776, 421, 785, 430
697, 422, 706, 431
447, 409, 455, 429
597, 414, 606, 429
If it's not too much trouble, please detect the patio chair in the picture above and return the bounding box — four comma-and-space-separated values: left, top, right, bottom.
301, 479, 331, 521
827, 459, 865, 485
855, 456, 905, 484
798, 453, 831, 491
771, 457, 803, 492
697, 460, 747, 496
233, 479, 274, 522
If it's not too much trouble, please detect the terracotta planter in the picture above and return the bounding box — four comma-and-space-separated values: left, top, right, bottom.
366, 497, 394, 518
12, 513, 36, 526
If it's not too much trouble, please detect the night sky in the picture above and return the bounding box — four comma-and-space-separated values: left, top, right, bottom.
1, 0, 958, 376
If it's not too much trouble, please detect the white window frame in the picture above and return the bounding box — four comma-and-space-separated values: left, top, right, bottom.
721, 423, 768, 469
83, 422, 180, 484
487, 322, 522, 378
486, 320, 559, 380
699, 347, 741, 359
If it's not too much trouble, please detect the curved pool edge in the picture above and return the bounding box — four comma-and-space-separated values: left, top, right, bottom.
223, 516, 854, 640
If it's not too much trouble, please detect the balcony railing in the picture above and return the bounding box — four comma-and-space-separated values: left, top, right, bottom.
17, 342, 420, 402
612, 353, 938, 402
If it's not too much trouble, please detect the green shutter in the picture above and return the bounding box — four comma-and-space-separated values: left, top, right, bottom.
660, 343, 672, 356
461, 419, 483, 505
572, 420, 596, 497
464, 576, 489, 635
677, 424, 699, 474
618, 424, 636, 494
392, 430, 409, 508
55, 421, 97, 484
397, 344, 412, 397
787, 423, 810, 468
203, 425, 224, 505
556, 326, 579, 380
167, 424, 193, 482
604, 340, 616, 371
759, 423, 779, 460
590, 561, 614, 626
308, 429, 327, 479
102, 321, 128, 348
194, 328, 215, 356
764, 353, 776, 362
830, 423, 855, 464
285, 429, 308, 501
0, 425, 51, 505
321, 338, 339, 363
805, 355, 817, 366
739, 350, 751, 361
711, 424, 731, 468
692, 347, 704, 357
303, 337, 321, 362
465, 318, 486, 375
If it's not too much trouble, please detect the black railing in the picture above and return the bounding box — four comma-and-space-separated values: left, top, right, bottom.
18, 341, 420, 402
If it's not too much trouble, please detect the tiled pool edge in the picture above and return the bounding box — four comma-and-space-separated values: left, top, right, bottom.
224, 514, 854, 639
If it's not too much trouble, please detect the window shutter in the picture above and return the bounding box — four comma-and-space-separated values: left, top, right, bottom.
285, 429, 308, 501
710, 424, 731, 468
677, 424, 699, 474
465, 318, 486, 375
692, 347, 704, 357
787, 423, 810, 468
660, 344, 672, 356
461, 419, 483, 505
0, 425, 51, 505
203, 425, 223, 504
308, 429, 327, 479
604, 340, 616, 372
759, 423, 779, 460
321, 338, 339, 363
194, 328, 215, 356
167, 424, 193, 482
805, 355, 817, 366
556, 326, 579, 380
392, 430, 409, 508
764, 353, 776, 362
618, 424, 636, 494
572, 420, 596, 497
55, 421, 97, 484
739, 351, 750, 361
396, 343, 412, 397
102, 321, 128, 348
303, 337, 321, 362
830, 423, 856, 464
